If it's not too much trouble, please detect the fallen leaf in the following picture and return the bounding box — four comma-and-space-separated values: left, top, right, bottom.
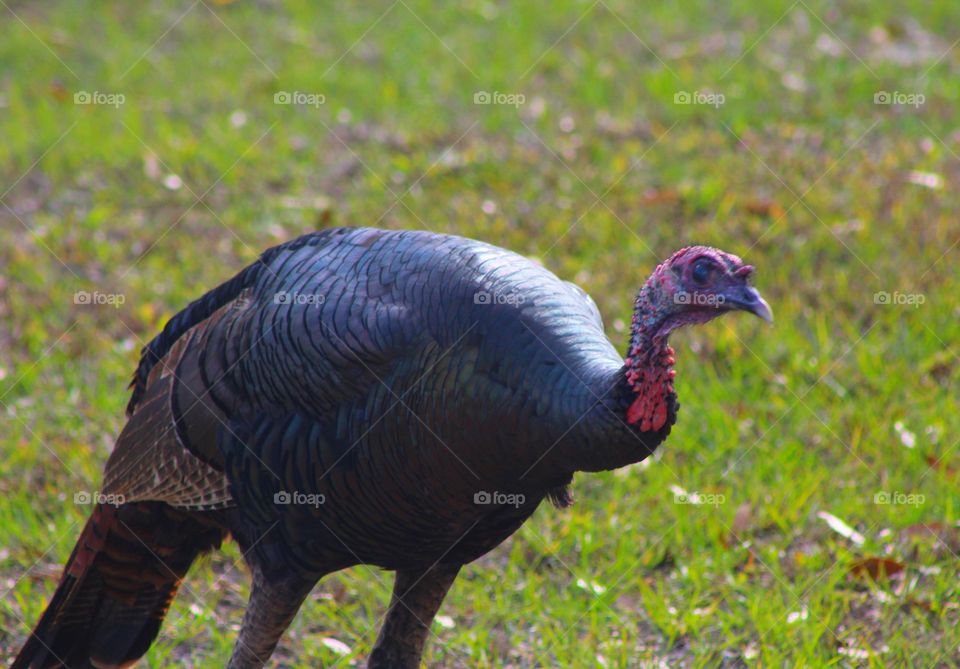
924, 454, 957, 476
49, 80, 69, 103
328, 580, 349, 604
641, 188, 681, 206
321, 637, 351, 655
850, 557, 905, 581
731, 503, 753, 535
143, 152, 161, 180
923, 350, 955, 381
723, 503, 754, 548
903, 523, 960, 553
434, 615, 455, 629
817, 511, 865, 545
743, 198, 785, 219
735, 547, 757, 573
901, 596, 934, 612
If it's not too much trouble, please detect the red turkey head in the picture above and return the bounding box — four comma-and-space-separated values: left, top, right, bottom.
645, 246, 773, 340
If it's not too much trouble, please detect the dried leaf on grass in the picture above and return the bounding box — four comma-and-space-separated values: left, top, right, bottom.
849, 557, 905, 581
817, 511, 865, 545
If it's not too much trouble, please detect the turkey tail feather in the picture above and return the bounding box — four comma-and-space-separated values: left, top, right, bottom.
126, 257, 264, 416
13, 502, 225, 669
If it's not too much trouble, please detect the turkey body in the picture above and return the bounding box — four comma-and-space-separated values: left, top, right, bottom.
167, 226, 658, 574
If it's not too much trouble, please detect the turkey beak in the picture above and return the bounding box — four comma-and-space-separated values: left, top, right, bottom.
724, 285, 773, 324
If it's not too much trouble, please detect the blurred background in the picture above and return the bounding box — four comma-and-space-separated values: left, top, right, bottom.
1, 1, 958, 666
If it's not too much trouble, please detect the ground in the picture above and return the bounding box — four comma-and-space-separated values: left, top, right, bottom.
1, 1, 958, 667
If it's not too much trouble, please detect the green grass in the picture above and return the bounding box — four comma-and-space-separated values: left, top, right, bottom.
2, 0, 959, 666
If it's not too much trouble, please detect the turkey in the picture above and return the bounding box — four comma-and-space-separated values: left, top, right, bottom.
14, 227, 772, 669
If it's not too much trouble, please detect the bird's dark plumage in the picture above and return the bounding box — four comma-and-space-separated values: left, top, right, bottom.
15, 227, 770, 668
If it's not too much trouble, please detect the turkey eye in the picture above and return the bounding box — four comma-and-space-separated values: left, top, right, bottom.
691, 259, 712, 285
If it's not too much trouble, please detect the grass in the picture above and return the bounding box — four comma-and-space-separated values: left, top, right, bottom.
1, 0, 959, 666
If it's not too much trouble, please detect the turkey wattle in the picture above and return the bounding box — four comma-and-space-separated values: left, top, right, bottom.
14, 227, 772, 669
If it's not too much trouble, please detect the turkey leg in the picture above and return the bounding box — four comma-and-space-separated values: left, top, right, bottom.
227, 569, 315, 669
368, 562, 461, 668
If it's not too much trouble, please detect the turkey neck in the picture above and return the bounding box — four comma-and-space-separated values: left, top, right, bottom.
552, 281, 678, 476
622, 280, 677, 433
